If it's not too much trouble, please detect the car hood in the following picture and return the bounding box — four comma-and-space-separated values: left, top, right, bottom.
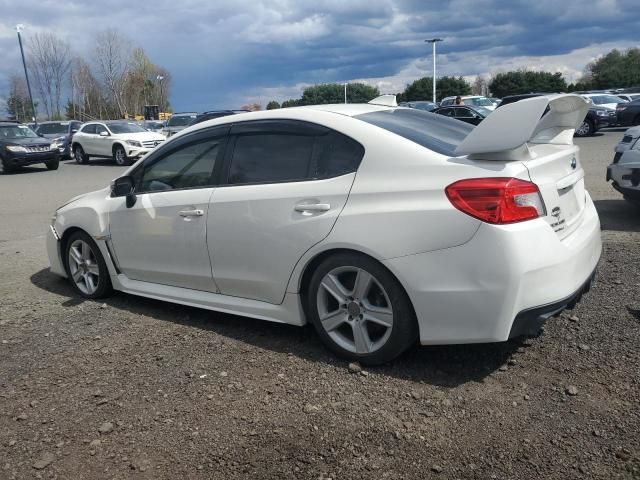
623, 126, 640, 139
112, 132, 165, 141
594, 103, 618, 111
4, 137, 51, 146
40, 133, 69, 139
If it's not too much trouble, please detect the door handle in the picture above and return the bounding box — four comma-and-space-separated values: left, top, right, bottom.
294, 203, 330, 213
178, 209, 204, 217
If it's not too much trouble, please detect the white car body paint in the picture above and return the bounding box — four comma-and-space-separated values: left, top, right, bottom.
48, 95, 602, 346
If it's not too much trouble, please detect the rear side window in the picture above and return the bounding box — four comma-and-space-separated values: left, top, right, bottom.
81, 124, 96, 134
355, 108, 472, 156
229, 133, 314, 184
315, 131, 364, 178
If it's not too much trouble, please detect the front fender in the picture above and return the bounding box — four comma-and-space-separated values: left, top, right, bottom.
54, 187, 111, 240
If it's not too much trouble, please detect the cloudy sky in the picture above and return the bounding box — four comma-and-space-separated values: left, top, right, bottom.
0, 0, 638, 111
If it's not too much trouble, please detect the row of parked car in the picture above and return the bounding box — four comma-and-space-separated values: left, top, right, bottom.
0, 110, 251, 173
399, 91, 640, 137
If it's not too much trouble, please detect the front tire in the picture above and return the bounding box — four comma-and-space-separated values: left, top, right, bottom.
45, 158, 59, 170
74, 145, 88, 164
575, 119, 594, 137
113, 145, 132, 166
307, 253, 417, 365
0, 158, 12, 174
64, 231, 113, 299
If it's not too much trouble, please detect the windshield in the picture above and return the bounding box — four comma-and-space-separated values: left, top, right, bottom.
466, 97, 494, 107
589, 95, 626, 105
107, 123, 147, 134
37, 122, 69, 135
0, 125, 40, 139
355, 108, 472, 156
145, 122, 164, 129
167, 115, 196, 127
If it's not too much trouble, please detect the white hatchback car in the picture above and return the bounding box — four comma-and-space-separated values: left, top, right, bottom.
48, 94, 601, 364
72, 121, 165, 166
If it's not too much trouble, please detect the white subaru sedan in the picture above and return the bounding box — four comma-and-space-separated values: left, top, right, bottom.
47, 94, 601, 364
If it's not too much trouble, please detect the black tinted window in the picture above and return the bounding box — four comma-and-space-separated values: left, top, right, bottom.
355, 108, 472, 156
315, 131, 364, 178
81, 124, 96, 134
139, 137, 221, 192
229, 133, 314, 184
455, 108, 474, 118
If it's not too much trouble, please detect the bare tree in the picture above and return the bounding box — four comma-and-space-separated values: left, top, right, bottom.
94, 30, 131, 118
240, 103, 262, 111
27, 32, 71, 119
6, 74, 35, 122
70, 57, 106, 120
472, 75, 489, 96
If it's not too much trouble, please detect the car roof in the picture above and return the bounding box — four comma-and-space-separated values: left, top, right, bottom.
171, 112, 197, 116
295, 103, 394, 116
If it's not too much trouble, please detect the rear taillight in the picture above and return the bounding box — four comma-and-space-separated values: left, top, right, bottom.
445, 177, 546, 224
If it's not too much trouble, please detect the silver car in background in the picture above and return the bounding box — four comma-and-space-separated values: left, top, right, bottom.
608, 126, 640, 206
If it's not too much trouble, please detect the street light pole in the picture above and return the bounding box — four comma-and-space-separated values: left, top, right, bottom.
156, 75, 164, 114
344, 82, 347, 104
15, 24, 37, 125
425, 38, 443, 104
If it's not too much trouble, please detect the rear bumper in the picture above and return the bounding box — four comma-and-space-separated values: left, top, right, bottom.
384, 192, 602, 345
508, 269, 596, 338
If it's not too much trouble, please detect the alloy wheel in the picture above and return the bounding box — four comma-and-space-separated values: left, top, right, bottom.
67, 239, 100, 295
74, 147, 84, 164
114, 148, 125, 165
316, 266, 394, 354
576, 121, 590, 136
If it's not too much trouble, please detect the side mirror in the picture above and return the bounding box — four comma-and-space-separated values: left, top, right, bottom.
111, 176, 137, 208
99, 131, 109, 137
71, 129, 78, 134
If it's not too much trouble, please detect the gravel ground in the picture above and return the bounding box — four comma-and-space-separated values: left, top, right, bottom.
0, 130, 639, 479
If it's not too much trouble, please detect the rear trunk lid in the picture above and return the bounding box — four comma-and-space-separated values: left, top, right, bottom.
455, 94, 590, 239
523, 143, 586, 239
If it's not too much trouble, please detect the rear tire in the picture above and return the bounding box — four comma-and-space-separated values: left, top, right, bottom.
575, 119, 594, 137
45, 158, 59, 170
74, 144, 88, 164
307, 252, 418, 365
63, 231, 113, 299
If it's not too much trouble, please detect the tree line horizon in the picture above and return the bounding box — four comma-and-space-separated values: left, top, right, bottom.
5, 42, 639, 121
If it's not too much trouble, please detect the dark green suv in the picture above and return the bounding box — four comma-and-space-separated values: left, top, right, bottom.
0, 122, 60, 174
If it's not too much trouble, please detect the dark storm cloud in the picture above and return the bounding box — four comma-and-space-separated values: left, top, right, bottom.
0, 0, 638, 110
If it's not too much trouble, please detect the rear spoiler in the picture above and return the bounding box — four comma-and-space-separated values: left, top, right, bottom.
455, 94, 590, 160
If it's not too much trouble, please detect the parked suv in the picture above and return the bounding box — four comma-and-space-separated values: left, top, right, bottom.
616, 98, 640, 127
162, 112, 197, 137
0, 122, 60, 173
35, 120, 82, 159
72, 121, 165, 166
